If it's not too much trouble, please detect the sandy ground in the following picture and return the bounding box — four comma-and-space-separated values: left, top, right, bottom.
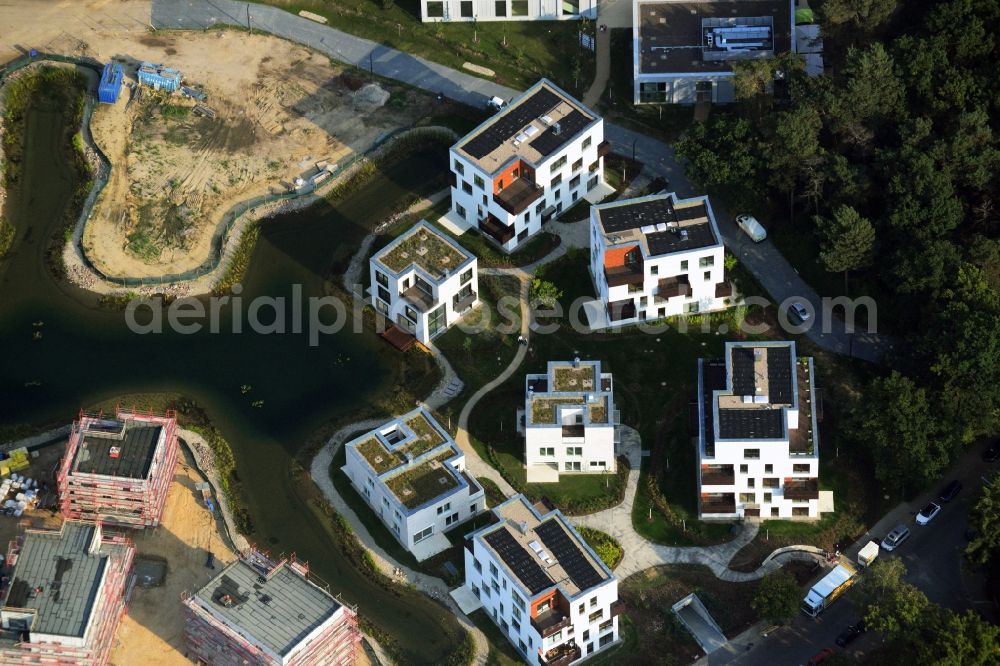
109, 447, 238, 666
78, 30, 434, 278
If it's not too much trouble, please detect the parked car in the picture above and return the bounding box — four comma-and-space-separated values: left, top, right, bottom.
916, 501, 942, 525
485, 95, 506, 111
983, 439, 1000, 463
939, 480, 962, 502
881, 524, 910, 551
835, 620, 867, 647
736, 214, 767, 242
789, 302, 812, 323
807, 647, 837, 666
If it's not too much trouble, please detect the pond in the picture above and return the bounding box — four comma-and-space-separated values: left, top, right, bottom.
0, 79, 462, 663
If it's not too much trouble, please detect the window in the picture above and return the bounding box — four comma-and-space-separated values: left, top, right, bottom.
572, 158, 583, 172
426, 0, 444, 17
588, 609, 603, 623
461, 268, 473, 285
588, 161, 599, 173
562, 0, 579, 14
793, 507, 810, 517
513, 592, 525, 610
382, 497, 389, 508
375, 271, 388, 287
685, 302, 700, 314
763, 478, 779, 488
599, 633, 614, 647
704, 271, 712, 281
583, 629, 590, 641
550, 630, 563, 642
699, 256, 715, 267
793, 464, 810, 473
539, 447, 555, 457
772, 507, 780, 517
590, 597, 598, 608
377, 286, 391, 303
583, 136, 592, 150
496, 179, 504, 192
394, 509, 402, 521
551, 155, 567, 171
536, 201, 545, 215
490, 562, 499, 577
495, 0, 507, 15
512, 0, 528, 14
492, 580, 500, 595
747, 478, 755, 488
566, 461, 581, 471
436, 502, 451, 515
427, 304, 447, 338
650, 265, 658, 275
599, 619, 613, 633
639, 81, 668, 103
551, 174, 563, 188
518, 639, 527, 653
763, 492, 772, 503
455, 203, 466, 219
474, 559, 482, 573
474, 174, 485, 189
569, 174, 581, 189
744, 449, 760, 459
462, 181, 472, 195
454, 161, 465, 175
566, 447, 583, 456
482, 585, 490, 597
413, 526, 434, 543
445, 512, 459, 526
578, 603, 585, 614
537, 599, 551, 613
739, 464, 748, 473
680, 260, 689, 271
461, 0, 473, 16
764, 464, 773, 473
739, 493, 755, 503
512, 617, 521, 632
517, 228, 529, 241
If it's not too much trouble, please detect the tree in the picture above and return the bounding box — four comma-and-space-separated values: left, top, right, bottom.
674, 115, 763, 209
751, 570, 800, 624
820, 0, 897, 33
852, 559, 929, 641
768, 106, 823, 194
921, 608, 1000, 666
529, 279, 562, 309
851, 372, 953, 498
816, 205, 875, 294
965, 473, 1000, 567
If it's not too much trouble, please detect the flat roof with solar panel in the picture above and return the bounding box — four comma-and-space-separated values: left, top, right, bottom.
470, 495, 613, 599
712, 342, 800, 440
594, 192, 722, 258
453, 79, 599, 174
637, 0, 793, 75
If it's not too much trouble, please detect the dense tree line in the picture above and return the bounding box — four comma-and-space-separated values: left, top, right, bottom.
675, 0, 1000, 498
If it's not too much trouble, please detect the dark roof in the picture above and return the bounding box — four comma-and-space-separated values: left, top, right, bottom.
75, 424, 162, 479
599, 197, 678, 233
646, 224, 717, 255
483, 528, 552, 595
3, 523, 125, 638
701, 361, 727, 457
193, 560, 342, 657
535, 520, 605, 592
638, 0, 793, 75
766, 346, 793, 404
530, 109, 591, 157
597, 197, 719, 255
718, 408, 785, 439
731, 347, 756, 396
462, 87, 562, 160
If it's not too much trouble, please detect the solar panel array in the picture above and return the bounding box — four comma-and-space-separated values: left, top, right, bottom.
535, 520, 605, 591
483, 528, 552, 595
646, 223, 718, 255
461, 88, 561, 159
718, 408, 784, 439
531, 109, 591, 157
599, 197, 676, 233
731, 347, 756, 396
766, 347, 793, 404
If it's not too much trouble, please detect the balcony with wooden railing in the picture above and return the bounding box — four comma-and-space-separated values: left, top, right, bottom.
700, 464, 735, 486
494, 177, 544, 216
541, 641, 581, 666
656, 275, 692, 300
604, 264, 644, 288
478, 214, 516, 244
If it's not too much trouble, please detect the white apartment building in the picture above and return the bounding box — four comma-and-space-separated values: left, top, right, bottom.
450, 79, 609, 252
589, 192, 732, 326
369, 220, 478, 345
342, 407, 486, 560
464, 495, 621, 664
420, 0, 597, 21
633, 0, 795, 104
523, 360, 618, 481
697, 341, 824, 520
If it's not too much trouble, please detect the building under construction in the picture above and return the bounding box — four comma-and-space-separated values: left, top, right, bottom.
0, 521, 135, 665
57, 409, 179, 529
183, 550, 359, 665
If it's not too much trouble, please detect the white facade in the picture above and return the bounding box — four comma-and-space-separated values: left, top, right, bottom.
589, 193, 731, 326
420, 0, 597, 21
523, 360, 618, 479
450, 79, 608, 253
342, 407, 486, 560
632, 0, 796, 105
697, 341, 823, 520
464, 495, 621, 664
369, 220, 479, 344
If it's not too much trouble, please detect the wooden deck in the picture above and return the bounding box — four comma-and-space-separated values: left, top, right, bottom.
381, 325, 420, 352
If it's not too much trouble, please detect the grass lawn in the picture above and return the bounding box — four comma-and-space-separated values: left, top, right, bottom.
619, 564, 762, 665
254, 0, 595, 93
450, 228, 561, 268
467, 610, 523, 666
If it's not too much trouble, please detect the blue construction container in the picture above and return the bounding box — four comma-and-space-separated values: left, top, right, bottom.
137, 62, 181, 93
98, 63, 124, 104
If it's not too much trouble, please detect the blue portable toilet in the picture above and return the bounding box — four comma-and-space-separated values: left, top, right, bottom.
98, 63, 124, 104
137, 62, 181, 93
29, 48, 37, 57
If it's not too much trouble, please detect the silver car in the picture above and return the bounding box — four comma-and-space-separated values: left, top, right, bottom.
881, 524, 910, 551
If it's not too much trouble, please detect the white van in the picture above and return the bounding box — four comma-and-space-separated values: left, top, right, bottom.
486, 96, 506, 111
736, 214, 767, 242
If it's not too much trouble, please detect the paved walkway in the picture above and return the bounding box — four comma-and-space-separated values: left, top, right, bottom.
582, 27, 610, 108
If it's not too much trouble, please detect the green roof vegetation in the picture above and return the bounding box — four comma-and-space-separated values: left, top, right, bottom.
378, 226, 466, 279
589, 397, 609, 424
531, 397, 585, 424
356, 436, 404, 474
403, 413, 446, 457
386, 458, 459, 509
552, 364, 597, 392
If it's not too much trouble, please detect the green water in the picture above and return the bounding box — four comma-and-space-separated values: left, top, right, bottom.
0, 98, 461, 662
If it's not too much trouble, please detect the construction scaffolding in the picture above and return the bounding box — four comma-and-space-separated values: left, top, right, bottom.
182, 549, 360, 666
0, 522, 136, 666
56, 408, 179, 529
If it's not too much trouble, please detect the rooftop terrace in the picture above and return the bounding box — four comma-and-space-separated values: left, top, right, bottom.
376, 223, 468, 281
526, 361, 614, 426
455, 80, 597, 174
